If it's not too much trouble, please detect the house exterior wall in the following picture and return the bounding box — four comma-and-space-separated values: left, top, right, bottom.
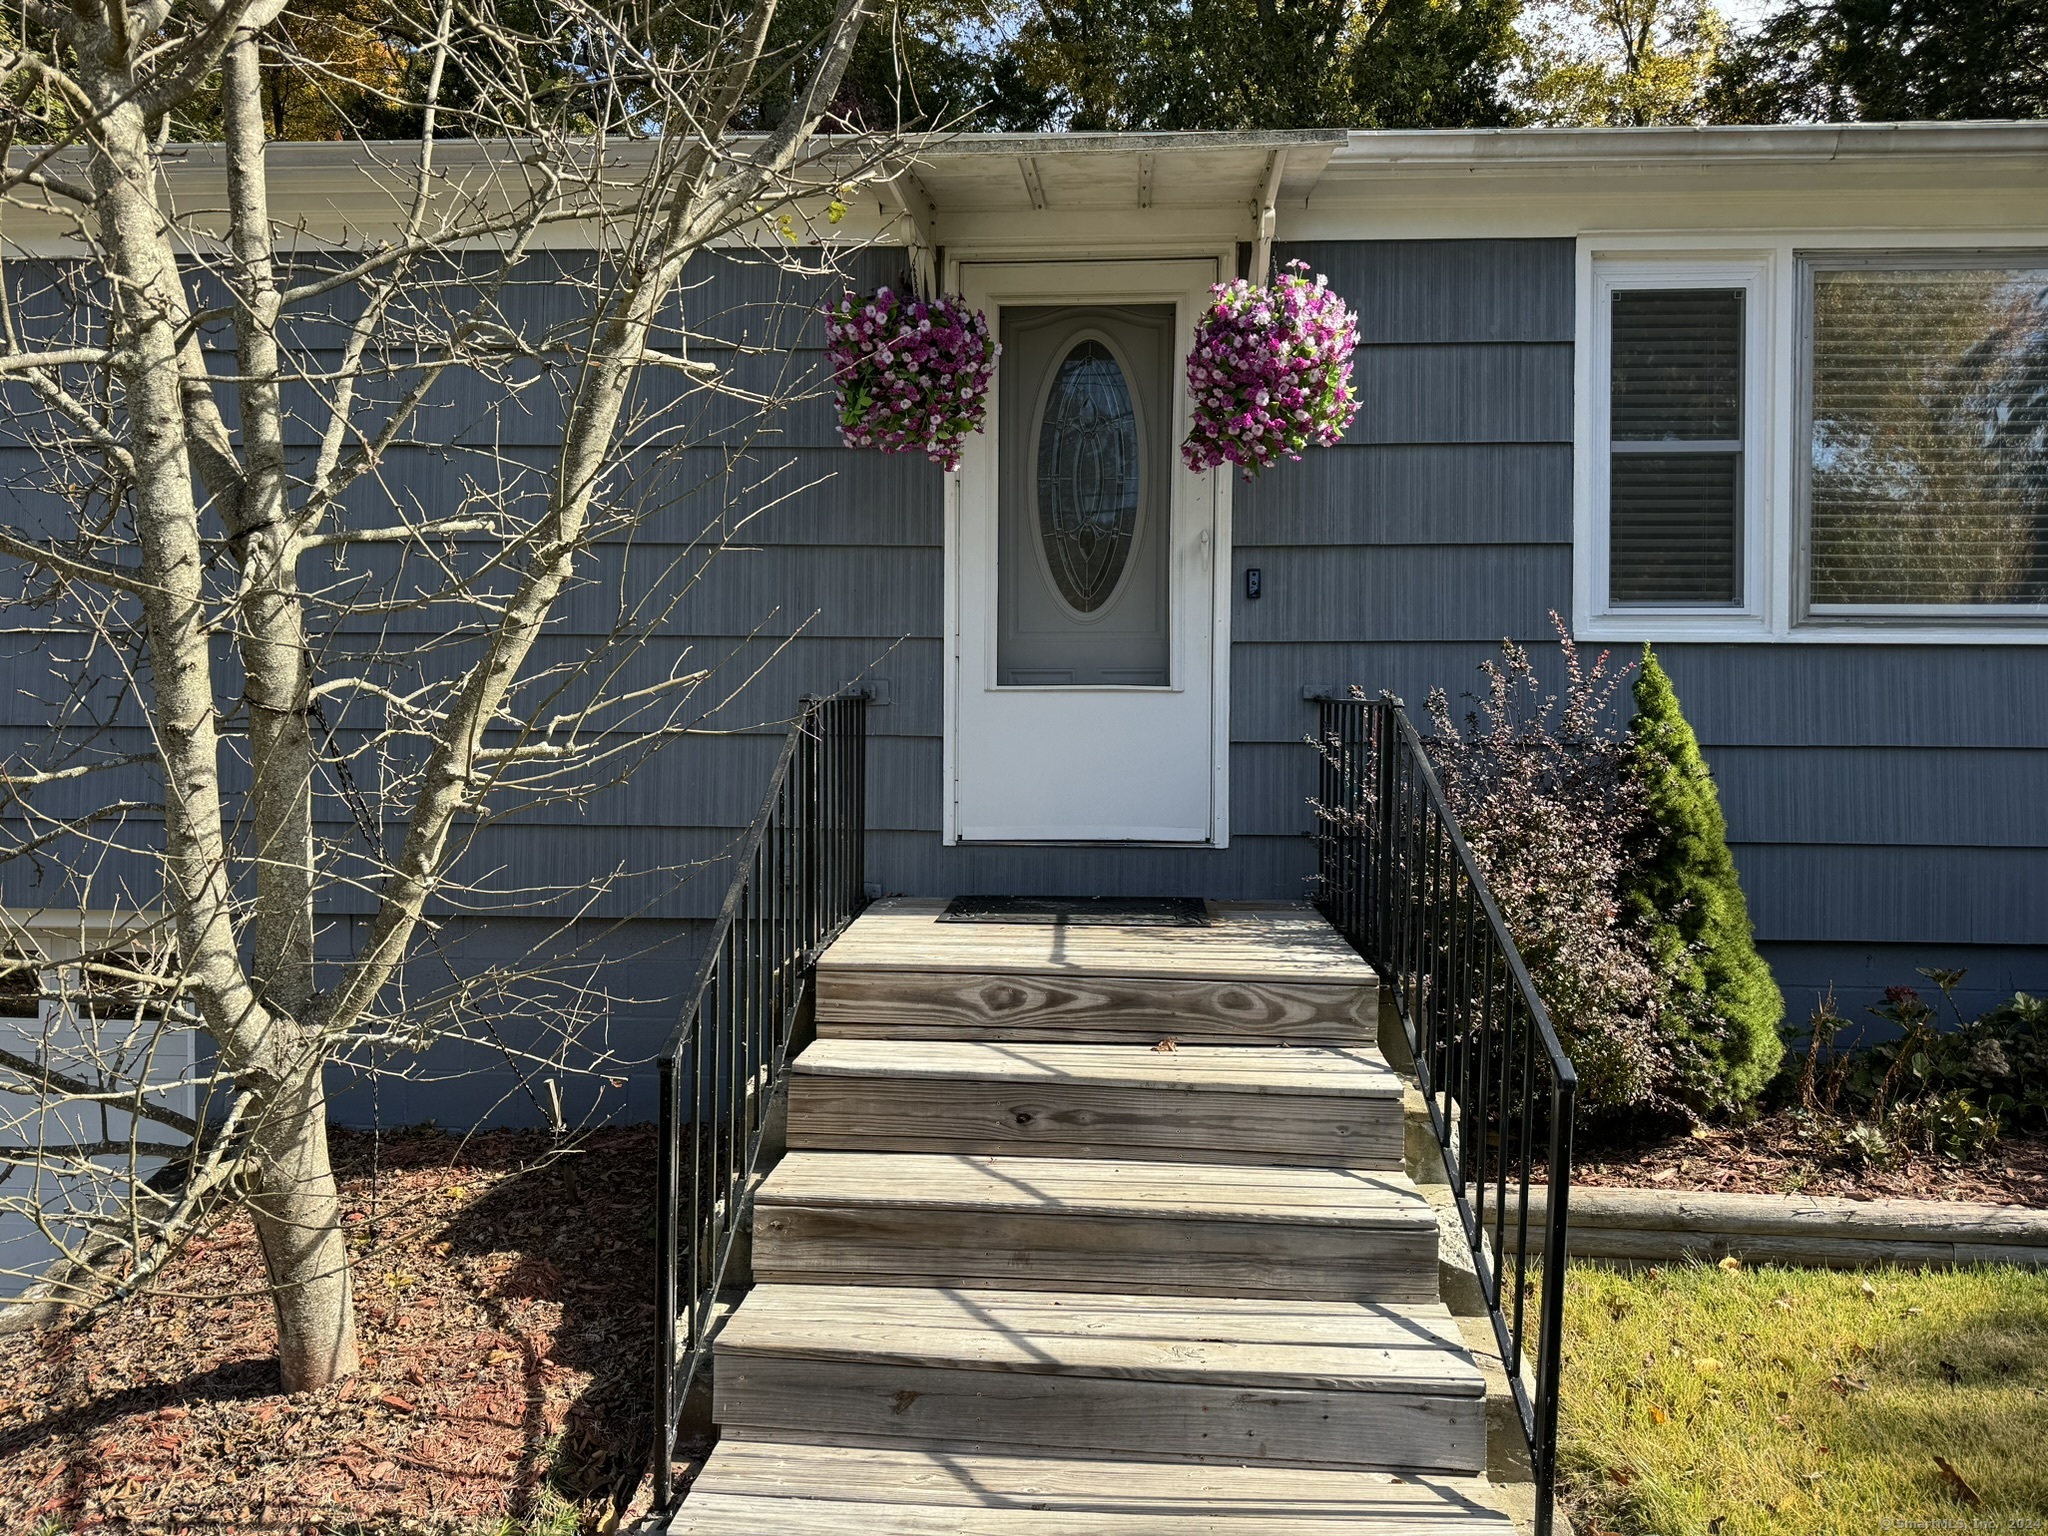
2, 223, 2040, 1132
580, 233, 2045, 1086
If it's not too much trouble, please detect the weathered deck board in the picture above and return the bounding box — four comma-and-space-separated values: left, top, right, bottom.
673, 1491, 1509, 1534
687, 1440, 1513, 1525
819, 899, 1377, 982
714, 1356, 1486, 1473
793, 1039, 1401, 1092
757, 1153, 1429, 1225
753, 1153, 1437, 1299
788, 1040, 1404, 1165
717, 1284, 1480, 1390
818, 970, 1373, 1044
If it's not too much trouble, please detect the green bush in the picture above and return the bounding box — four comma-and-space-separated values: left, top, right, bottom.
1804, 975, 2048, 1155
1620, 646, 1784, 1111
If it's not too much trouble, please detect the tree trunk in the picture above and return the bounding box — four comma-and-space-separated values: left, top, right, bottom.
247, 1053, 358, 1391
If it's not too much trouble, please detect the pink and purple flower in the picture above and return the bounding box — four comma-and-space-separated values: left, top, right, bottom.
824, 286, 998, 472
1181, 262, 1359, 477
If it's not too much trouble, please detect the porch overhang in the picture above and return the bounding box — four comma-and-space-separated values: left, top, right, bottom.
881, 129, 1345, 267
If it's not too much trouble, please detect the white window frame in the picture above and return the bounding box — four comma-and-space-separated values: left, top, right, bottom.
1581, 254, 1773, 636
1574, 233, 2048, 645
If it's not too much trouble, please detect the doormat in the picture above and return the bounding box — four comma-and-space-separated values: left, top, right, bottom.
938, 895, 1212, 927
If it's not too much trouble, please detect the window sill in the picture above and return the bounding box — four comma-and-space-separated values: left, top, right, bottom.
1577, 613, 2048, 646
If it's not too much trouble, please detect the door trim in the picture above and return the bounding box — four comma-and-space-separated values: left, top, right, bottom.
942, 252, 1235, 847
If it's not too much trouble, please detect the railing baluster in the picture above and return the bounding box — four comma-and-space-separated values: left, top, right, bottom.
1313, 693, 1575, 1536
650, 694, 870, 1510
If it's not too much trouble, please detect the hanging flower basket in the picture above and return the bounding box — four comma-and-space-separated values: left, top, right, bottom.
1181, 261, 1360, 478
824, 286, 998, 473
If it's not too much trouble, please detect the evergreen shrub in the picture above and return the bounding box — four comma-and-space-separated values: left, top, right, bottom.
1620, 647, 1785, 1111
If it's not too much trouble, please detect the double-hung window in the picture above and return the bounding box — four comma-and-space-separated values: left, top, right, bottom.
1588, 260, 1765, 624
1608, 288, 1746, 605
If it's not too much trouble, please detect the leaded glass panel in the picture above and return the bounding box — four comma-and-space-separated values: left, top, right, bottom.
1035, 340, 1140, 614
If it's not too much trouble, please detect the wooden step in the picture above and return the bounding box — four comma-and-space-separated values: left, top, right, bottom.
713, 1285, 1488, 1474
672, 1440, 1516, 1533
788, 1039, 1404, 1167
752, 1152, 1439, 1301
816, 898, 1375, 1044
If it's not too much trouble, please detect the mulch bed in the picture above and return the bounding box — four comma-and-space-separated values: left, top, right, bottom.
1574, 1109, 2048, 1208
0, 1126, 664, 1536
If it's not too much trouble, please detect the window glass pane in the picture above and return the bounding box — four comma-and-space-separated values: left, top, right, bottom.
1809, 264, 2048, 607
1035, 339, 1140, 615
1610, 453, 1740, 605
1612, 289, 1743, 441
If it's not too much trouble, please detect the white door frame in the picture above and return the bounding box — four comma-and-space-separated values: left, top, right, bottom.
942, 252, 1235, 846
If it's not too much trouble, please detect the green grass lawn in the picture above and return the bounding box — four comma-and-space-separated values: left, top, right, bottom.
1557, 1261, 2048, 1535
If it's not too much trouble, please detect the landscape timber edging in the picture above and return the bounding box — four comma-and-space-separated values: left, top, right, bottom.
1521, 1186, 2048, 1269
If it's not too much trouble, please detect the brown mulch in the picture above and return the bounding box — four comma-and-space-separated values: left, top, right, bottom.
0, 1126, 662, 1536
1574, 1109, 2048, 1208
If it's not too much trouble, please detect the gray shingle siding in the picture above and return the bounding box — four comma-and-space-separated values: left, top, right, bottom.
5, 236, 2039, 1132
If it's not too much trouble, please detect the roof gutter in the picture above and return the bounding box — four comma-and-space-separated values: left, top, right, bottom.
1327, 121, 2048, 175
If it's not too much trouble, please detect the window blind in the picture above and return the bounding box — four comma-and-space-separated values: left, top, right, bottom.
1609, 289, 1744, 606
1808, 264, 2048, 609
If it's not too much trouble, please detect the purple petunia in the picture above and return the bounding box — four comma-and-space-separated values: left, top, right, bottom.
1180, 261, 1359, 478
824, 285, 998, 472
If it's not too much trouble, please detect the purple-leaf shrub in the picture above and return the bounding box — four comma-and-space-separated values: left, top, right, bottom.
1423, 616, 1709, 1113
1181, 261, 1360, 478
824, 286, 997, 472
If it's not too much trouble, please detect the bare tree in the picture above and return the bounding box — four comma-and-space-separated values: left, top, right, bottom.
0, 0, 897, 1388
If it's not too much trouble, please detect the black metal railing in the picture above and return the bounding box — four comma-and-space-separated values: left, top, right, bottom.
651, 692, 867, 1508
1313, 692, 1577, 1536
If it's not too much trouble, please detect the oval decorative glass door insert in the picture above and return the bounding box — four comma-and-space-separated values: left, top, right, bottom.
1035, 339, 1141, 614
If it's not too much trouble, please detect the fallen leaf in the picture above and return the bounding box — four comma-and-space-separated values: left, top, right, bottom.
1718, 1256, 1742, 1271
1693, 1357, 1724, 1376
1647, 1404, 1669, 1425
1152, 1038, 1178, 1052
1649, 1167, 1679, 1183
1860, 1279, 1878, 1300
1934, 1455, 1984, 1509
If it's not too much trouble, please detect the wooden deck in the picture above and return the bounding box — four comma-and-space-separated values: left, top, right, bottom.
668, 898, 1516, 1534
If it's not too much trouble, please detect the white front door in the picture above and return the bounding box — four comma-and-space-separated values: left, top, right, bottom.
948, 259, 1228, 844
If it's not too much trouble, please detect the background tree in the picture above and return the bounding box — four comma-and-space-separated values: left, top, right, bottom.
0, 0, 894, 1389
1010, 0, 1523, 130
744, 0, 1052, 130
1709, 0, 2048, 124
1621, 647, 1785, 1112
1511, 0, 1727, 125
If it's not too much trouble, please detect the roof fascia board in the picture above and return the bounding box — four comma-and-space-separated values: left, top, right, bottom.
1327, 122, 2048, 176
